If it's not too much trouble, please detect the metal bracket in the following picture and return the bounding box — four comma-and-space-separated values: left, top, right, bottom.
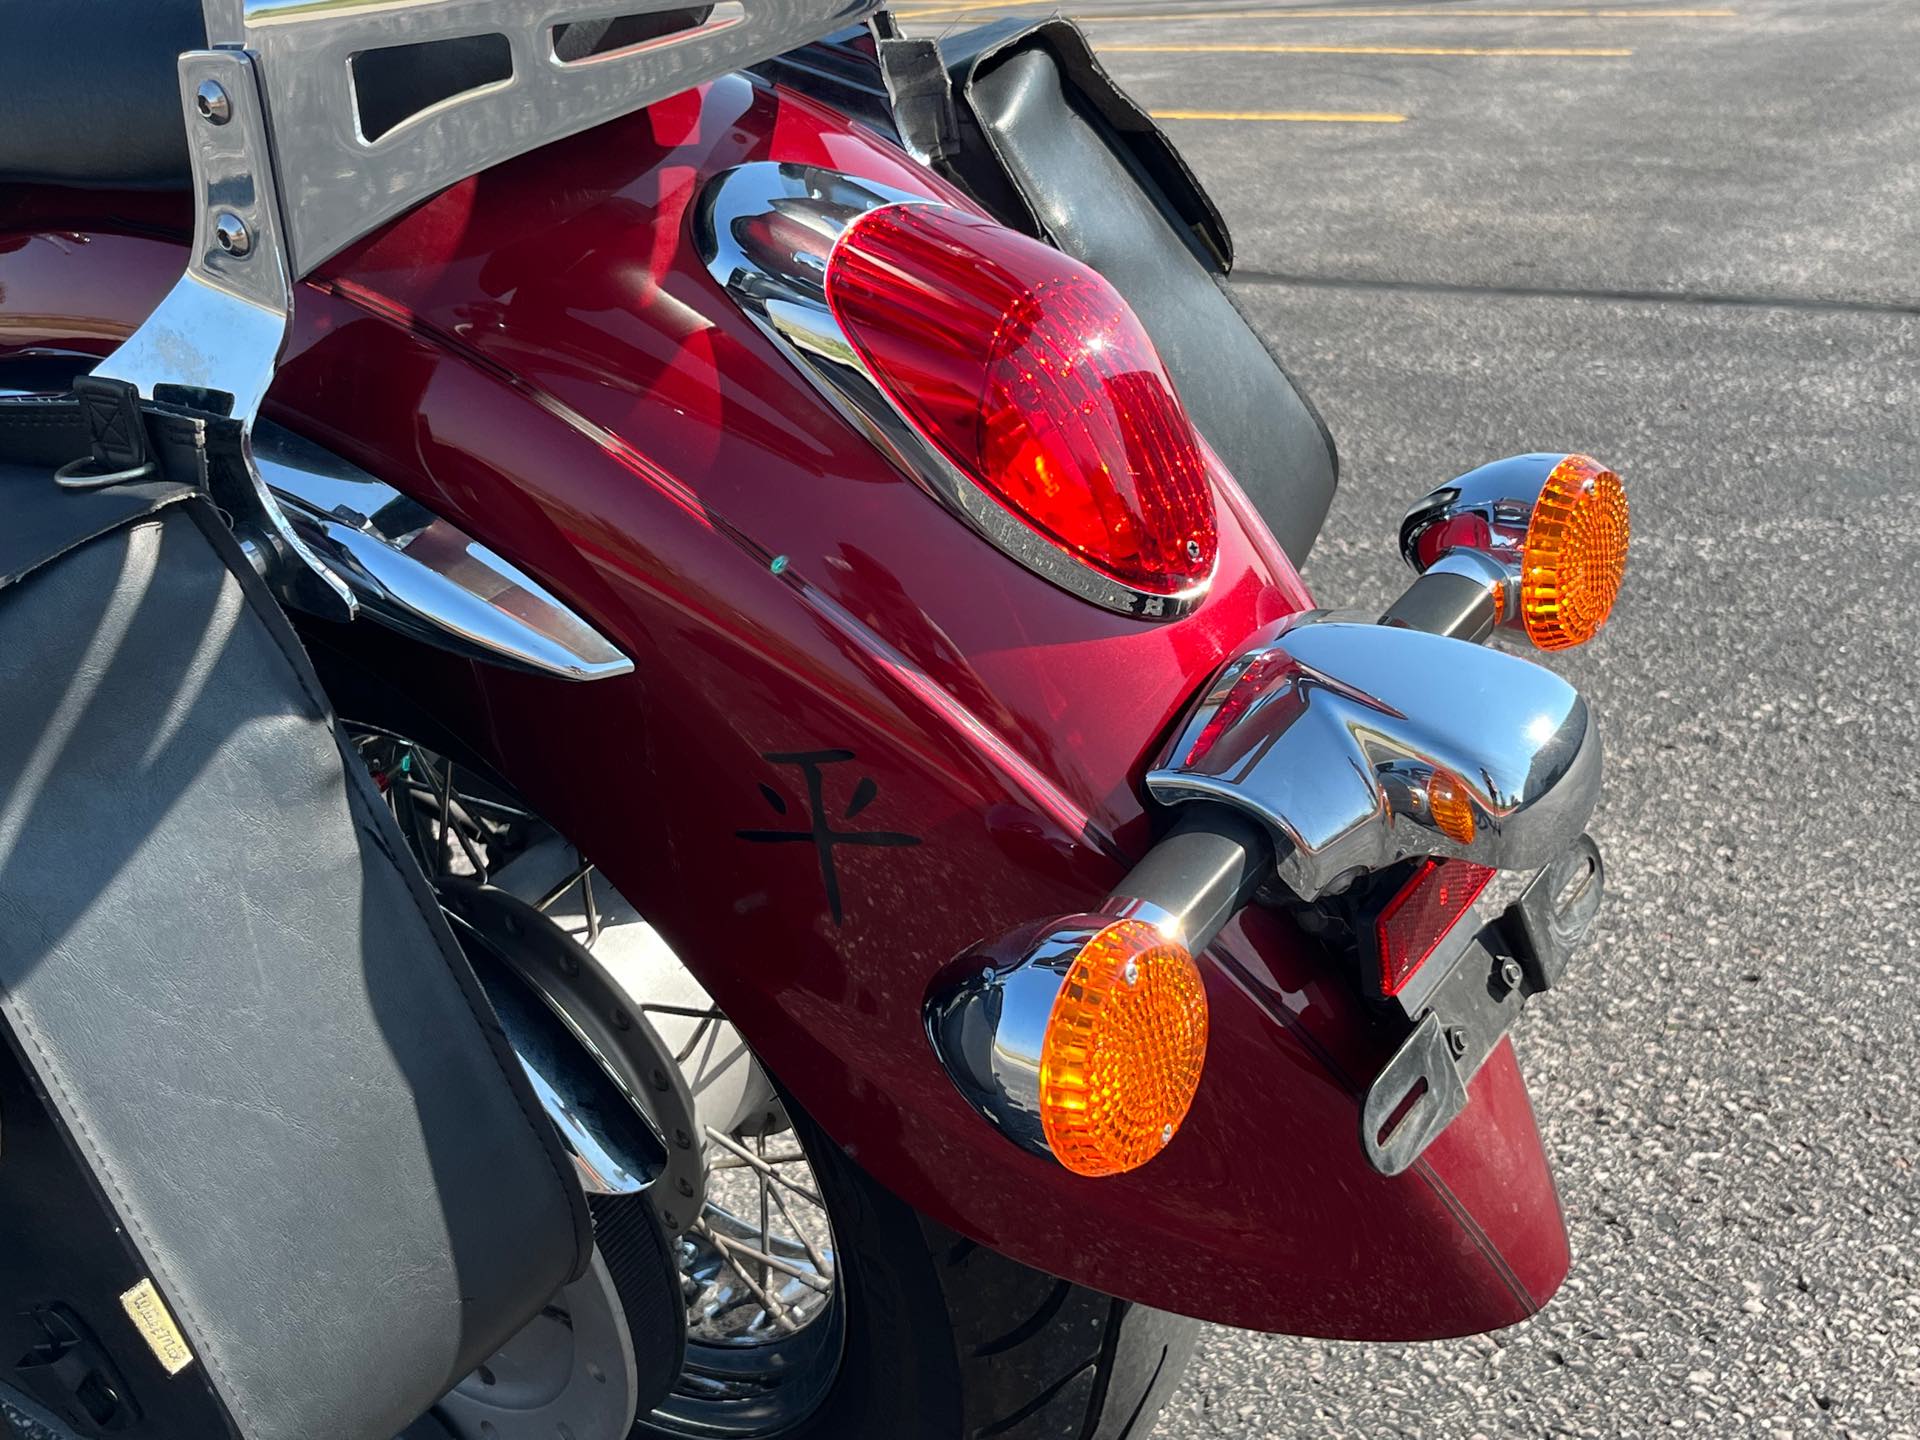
1360, 834, 1606, 1175
93, 48, 354, 622
874, 34, 961, 165
1361, 1011, 1471, 1178
211, 0, 883, 278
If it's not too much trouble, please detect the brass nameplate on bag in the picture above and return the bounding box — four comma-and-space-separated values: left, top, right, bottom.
120, 1278, 196, 1376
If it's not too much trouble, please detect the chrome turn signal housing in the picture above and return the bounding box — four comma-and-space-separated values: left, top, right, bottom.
1399, 453, 1630, 650
927, 915, 1209, 1178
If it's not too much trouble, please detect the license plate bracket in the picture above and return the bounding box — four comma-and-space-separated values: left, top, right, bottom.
1361, 835, 1605, 1175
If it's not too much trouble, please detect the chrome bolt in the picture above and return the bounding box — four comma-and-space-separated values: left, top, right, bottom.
1124, 958, 1140, 987
1185, 539, 1204, 562
213, 212, 251, 257
1499, 959, 1525, 992
1446, 1027, 1469, 1059
1160, 1123, 1174, 1145
195, 80, 231, 124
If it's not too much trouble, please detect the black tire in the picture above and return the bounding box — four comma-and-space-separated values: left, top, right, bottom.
648, 1098, 1197, 1440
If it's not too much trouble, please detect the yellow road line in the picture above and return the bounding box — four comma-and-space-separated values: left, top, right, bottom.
1108, 41, 1633, 55
1150, 108, 1408, 121
898, 6, 1733, 18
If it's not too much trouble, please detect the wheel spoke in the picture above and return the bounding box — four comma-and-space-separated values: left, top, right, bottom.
758, 1134, 773, 1295
411, 749, 489, 881
674, 1014, 717, 1067
426, 789, 534, 822
434, 754, 457, 876
698, 1224, 834, 1296
694, 1222, 802, 1331
707, 1151, 807, 1170
533, 861, 593, 914
704, 1127, 824, 1208
768, 1179, 833, 1279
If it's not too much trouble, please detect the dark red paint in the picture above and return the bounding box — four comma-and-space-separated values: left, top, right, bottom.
0, 72, 1570, 1337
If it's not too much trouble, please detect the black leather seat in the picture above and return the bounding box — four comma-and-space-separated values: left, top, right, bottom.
0, 0, 206, 187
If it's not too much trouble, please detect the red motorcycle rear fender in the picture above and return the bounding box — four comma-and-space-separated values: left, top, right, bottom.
0, 72, 1569, 1338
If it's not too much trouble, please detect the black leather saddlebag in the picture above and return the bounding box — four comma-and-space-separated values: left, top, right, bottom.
0, 400, 592, 1440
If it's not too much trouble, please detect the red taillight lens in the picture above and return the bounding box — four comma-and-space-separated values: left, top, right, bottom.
1375, 859, 1496, 996
824, 204, 1217, 596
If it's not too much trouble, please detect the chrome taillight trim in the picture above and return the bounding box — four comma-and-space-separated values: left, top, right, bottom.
694, 161, 1214, 620
1147, 618, 1601, 900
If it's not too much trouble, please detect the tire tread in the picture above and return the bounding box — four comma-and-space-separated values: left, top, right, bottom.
930, 1219, 1195, 1440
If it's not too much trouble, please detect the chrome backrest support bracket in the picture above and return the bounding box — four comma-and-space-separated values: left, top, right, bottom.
94, 47, 355, 621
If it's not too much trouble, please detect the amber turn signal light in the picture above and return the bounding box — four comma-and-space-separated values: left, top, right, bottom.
926, 915, 1210, 1178
1425, 769, 1478, 846
1518, 455, 1630, 651
1038, 920, 1209, 1177
1399, 452, 1630, 650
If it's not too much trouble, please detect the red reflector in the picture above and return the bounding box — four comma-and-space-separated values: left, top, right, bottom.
824, 204, 1217, 596
1375, 860, 1496, 997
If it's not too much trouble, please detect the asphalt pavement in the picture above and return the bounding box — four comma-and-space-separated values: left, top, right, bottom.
895, 2, 1920, 1434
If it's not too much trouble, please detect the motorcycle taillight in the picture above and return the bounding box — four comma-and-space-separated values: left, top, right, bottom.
823, 204, 1217, 598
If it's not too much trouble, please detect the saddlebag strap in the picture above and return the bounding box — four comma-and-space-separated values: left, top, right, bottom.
0, 399, 592, 1440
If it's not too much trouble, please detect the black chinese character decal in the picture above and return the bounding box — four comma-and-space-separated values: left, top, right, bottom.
737, 750, 921, 924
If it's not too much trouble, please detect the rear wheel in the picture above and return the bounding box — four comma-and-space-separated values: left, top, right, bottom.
348, 728, 1196, 1440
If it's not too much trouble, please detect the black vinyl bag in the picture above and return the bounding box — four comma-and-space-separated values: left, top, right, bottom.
0, 397, 591, 1440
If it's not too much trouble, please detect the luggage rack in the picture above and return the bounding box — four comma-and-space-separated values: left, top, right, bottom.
92, 0, 881, 617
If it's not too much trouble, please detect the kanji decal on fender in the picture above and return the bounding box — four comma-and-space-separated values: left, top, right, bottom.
737, 749, 922, 924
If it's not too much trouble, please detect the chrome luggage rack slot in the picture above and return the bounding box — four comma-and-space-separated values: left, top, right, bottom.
225, 0, 884, 279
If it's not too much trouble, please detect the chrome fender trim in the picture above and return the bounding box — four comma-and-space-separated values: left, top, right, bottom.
1146, 621, 1600, 899
255, 421, 633, 681
0, 362, 632, 681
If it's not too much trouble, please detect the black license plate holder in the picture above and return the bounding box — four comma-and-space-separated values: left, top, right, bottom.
1361, 835, 1605, 1175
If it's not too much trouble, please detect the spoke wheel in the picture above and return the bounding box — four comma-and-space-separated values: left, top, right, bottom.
349, 730, 844, 1440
